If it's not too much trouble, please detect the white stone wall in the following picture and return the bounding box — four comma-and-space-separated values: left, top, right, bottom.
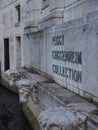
24, 9, 98, 103
0, 0, 26, 72
25, 0, 65, 25
63, 0, 98, 22
1, 0, 98, 103
50, 22, 98, 99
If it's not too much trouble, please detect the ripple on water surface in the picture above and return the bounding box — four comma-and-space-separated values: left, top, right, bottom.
0, 85, 34, 130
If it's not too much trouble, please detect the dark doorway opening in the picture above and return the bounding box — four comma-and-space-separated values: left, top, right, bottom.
4, 38, 10, 71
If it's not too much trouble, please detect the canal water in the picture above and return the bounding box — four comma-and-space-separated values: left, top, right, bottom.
0, 84, 33, 130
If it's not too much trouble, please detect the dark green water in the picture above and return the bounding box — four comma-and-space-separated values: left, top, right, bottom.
0, 85, 33, 130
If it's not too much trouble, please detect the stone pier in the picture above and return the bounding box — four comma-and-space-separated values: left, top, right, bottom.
1, 67, 98, 130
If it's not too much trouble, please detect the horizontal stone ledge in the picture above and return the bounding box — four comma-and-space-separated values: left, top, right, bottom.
38, 11, 63, 30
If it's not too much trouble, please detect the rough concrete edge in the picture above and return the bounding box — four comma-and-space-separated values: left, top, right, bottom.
1, 73, 44, 130
1, 78, 35, 130
22, 103, 40, 130
1, 79, 18, 93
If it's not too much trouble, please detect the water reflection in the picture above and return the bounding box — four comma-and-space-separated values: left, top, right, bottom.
0, 85, 33, 130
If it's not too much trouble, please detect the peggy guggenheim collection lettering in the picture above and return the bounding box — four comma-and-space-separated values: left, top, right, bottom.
52, 35, 82, 83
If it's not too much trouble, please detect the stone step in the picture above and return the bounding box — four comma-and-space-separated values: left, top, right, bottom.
20, 69, 97, 113
37, 82, 97, 111
20, 70, 48, 82
36, 82, 98, 130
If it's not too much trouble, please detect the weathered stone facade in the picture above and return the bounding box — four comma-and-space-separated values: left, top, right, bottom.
23, 0, 98, 104
0, 0, 26, 71
0, 0, 98, 130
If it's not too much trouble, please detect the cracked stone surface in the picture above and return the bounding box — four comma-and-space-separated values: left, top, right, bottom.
39, 107, 86, 130
17, 79, 38, 103
0, 84, 33, 130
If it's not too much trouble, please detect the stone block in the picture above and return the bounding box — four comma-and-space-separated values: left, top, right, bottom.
87, 121, 98, 130
39, 107, 86, 130
65, 0, 79, 7
49, 0, 64, 12
17, 79, 37, 103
